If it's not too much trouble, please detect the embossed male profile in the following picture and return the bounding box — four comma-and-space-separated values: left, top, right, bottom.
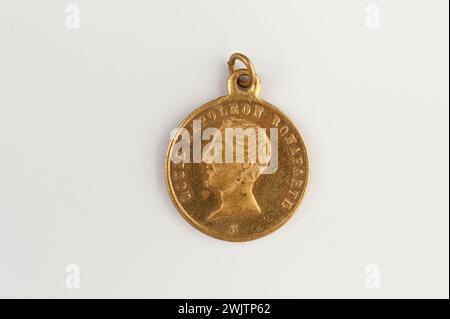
202, 118, 271, 221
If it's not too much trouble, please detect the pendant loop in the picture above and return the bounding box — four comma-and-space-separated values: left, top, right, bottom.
227, 53, 257, 89
227, 68, 260, 97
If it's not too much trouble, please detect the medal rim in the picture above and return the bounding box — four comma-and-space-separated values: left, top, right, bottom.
164, 94, 310, 242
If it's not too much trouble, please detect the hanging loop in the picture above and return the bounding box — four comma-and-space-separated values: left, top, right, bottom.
227, 68, 260, 97
227, 53, 257, 89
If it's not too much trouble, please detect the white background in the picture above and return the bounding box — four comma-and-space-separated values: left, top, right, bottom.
0, 0, 448, 298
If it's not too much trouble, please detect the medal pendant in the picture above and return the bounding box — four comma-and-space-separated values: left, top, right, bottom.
165, 53, 309, 241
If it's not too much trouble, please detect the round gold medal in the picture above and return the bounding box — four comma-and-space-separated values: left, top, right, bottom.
165, 53, 309, 241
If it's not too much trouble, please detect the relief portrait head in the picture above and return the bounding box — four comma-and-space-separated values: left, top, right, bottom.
202, 117, 271, 221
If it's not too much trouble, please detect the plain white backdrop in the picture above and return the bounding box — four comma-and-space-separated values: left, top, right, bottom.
0, 0, 448, 298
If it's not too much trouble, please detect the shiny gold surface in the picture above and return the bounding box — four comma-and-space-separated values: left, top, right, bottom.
165, 53, 309, 241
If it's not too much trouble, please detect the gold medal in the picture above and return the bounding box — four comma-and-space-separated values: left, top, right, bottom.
165, 53, 309, 241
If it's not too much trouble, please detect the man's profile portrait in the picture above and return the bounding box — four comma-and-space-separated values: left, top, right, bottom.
202, 117, 271, 221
